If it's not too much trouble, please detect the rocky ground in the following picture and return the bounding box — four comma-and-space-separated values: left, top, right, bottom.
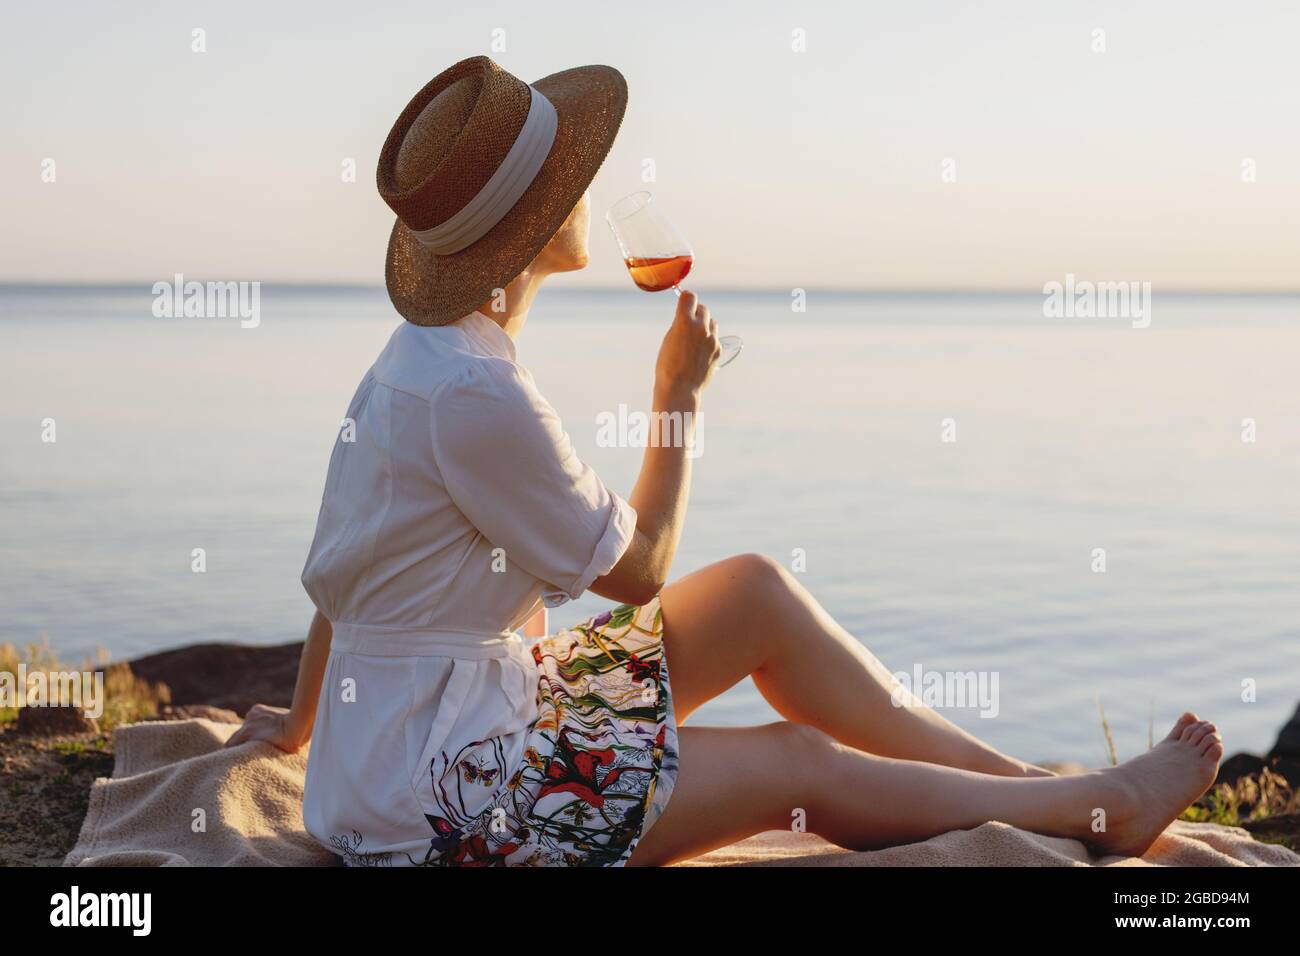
2, 641, 1297, 865
0, 641, 300, 867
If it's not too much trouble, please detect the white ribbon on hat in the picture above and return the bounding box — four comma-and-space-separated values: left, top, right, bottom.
408, 85, 558, 255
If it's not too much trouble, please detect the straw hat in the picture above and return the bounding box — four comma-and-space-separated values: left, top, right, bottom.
378, 56, 627, 326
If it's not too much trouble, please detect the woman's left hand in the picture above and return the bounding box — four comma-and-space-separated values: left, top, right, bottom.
225, 703, 304, 753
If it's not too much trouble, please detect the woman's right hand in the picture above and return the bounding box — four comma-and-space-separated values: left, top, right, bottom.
654, 289, 720, 402
225, 703, 306, 754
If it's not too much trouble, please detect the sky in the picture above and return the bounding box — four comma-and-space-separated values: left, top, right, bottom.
1, 0, 1297, 289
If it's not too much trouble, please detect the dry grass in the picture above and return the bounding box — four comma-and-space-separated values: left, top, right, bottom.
0, 637, 169, 732
1182, 768, 1298, 825
1096, 697, 1119, 766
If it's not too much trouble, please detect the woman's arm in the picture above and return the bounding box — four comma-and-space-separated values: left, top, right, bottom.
225, 609, 332, 753
590, 290, 718, 605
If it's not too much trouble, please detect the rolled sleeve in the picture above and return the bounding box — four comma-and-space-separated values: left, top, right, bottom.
431, 359, 636, 607
542, 490, 638, 608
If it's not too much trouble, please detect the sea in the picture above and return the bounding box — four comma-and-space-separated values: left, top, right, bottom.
2, 284, 1297, 764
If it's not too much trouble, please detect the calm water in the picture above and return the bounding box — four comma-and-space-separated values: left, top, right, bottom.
2, 285, 1297, 764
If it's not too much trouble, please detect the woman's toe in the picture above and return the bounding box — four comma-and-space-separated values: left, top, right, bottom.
1192, 723, 1218, 747
1169, 712, 1199, 739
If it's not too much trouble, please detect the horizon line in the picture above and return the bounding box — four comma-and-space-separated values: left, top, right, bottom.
2, 281, 1300, 297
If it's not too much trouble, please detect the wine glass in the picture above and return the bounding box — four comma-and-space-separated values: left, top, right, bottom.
605, 190, 743, 367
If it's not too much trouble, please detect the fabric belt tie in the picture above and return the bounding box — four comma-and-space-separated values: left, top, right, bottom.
330, 621, 527, 659
327, 622, 536, 788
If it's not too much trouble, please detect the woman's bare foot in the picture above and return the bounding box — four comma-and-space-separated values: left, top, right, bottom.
1090, 712, 1222, 857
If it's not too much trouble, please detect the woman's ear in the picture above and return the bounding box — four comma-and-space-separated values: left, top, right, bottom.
538, 192, 591, 273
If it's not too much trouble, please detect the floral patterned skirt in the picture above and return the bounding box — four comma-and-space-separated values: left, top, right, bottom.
400, 598, 678, 867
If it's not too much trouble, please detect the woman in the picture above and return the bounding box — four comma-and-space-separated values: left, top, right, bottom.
227, 56, 1222, 866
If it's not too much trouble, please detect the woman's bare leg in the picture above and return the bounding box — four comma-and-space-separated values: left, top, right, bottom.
628, 715, 1222, 866
659, 554, 1049, 777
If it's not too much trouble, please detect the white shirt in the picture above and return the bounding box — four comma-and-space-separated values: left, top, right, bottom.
300, 311, 637, 857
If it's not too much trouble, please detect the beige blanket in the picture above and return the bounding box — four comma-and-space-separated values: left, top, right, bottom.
67, 719, 1299, 867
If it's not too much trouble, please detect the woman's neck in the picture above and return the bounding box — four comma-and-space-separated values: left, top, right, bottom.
476, 266, 548, 340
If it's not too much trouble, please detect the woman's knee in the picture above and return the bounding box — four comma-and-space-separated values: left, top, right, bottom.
714, 552, 800, 598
